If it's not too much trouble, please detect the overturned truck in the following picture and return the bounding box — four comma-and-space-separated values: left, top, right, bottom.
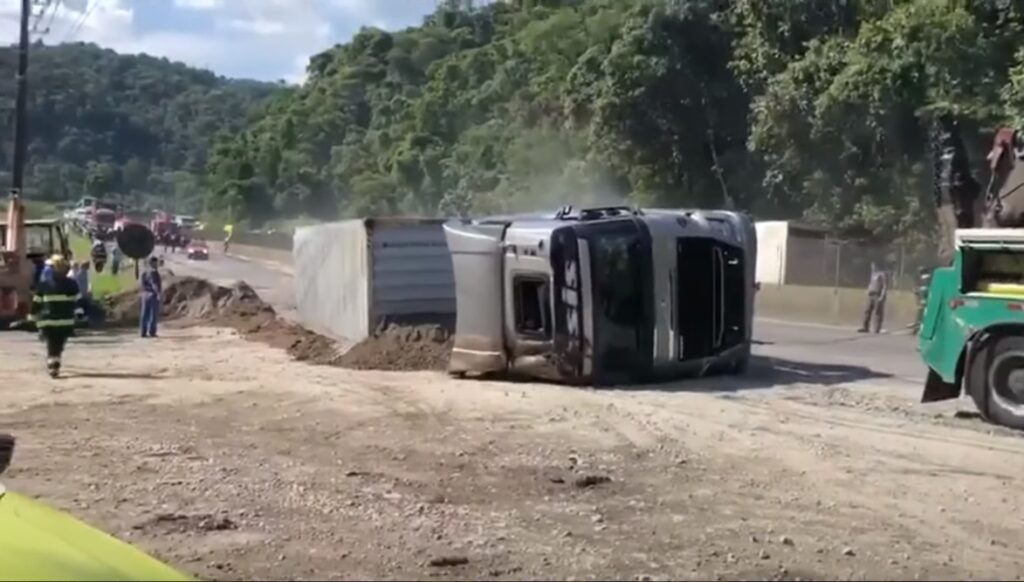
445, 206, 757, 386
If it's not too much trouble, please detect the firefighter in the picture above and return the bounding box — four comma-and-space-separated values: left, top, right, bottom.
29, 254, 84, 378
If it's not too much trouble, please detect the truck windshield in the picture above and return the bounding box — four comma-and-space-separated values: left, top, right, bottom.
584, 219, 653, 383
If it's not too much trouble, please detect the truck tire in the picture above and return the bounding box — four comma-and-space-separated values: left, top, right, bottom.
967, 333, 1024, 430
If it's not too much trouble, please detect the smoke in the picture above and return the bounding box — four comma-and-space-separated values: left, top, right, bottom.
474, 128, 633, 216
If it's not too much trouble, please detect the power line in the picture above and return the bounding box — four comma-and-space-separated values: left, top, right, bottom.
29, 0, 63, 41
38, 0, 63, 40
63, 0, 96, 42
28, 0, 50, 35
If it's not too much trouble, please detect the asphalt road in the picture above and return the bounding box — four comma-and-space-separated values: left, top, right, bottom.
163, 247, 926, 390
161, 246, 297, 320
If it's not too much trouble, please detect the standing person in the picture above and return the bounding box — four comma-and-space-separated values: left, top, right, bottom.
39, 256, 55, 286
908, 266, 932, 334
223, 223, 234, 255
90, 238, 107, 273
110, 244, 123, 276
139, 256, 162, 338
73, 261, 93, 324
28, 255, 84, 378
858, 263, 888, 334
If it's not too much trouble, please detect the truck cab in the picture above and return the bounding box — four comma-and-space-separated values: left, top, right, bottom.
920, 228, 1024, 429
445, 206, 757, 386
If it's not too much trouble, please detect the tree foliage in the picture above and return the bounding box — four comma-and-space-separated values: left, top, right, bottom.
205, 0, 1024, 238
14, 2, 1024, 240
0, 42, 281, 212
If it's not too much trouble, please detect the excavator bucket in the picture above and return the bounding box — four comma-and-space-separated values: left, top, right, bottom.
985, 128, 1024, 228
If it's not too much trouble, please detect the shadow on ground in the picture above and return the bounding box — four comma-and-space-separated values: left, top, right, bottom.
633, 355, 893, 394
62, 371, 163, 380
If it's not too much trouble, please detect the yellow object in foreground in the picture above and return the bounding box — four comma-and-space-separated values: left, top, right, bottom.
0, 488, 192, 582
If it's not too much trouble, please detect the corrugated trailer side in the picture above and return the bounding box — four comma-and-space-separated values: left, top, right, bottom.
366, 218, 456, 331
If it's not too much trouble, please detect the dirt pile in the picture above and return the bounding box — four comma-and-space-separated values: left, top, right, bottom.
101, 276, 450, 371
102, 276, 275, 330
336, 323, 452, 372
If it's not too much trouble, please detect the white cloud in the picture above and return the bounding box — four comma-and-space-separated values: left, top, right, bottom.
218, 18, 288, 36
173, 0, 223, 10
0, 0, 438, 82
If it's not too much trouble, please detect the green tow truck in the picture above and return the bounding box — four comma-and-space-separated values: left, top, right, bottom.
920, 228, 1024, 429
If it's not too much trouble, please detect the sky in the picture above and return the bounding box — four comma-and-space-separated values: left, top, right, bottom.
0, 0, 454, 84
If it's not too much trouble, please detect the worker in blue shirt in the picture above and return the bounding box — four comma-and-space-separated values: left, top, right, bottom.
39, 256, 55, 286
139, 256, 162, 338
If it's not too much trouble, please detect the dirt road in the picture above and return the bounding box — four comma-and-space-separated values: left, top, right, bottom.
2, 306, 1023, 581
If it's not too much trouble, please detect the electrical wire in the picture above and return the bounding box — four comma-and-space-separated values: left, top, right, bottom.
63, 0, 96, 42
29, 0, 53, 35
39, 0, 63, 40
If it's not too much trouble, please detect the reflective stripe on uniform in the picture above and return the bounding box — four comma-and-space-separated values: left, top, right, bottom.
32, 294, 80, 303
36, 319, 76, 328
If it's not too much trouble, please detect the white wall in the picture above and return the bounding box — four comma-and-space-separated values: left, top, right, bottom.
754, 221, 789, 285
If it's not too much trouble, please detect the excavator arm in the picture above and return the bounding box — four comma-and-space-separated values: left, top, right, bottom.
931, 114, 982, 263
0, 193, 30, 325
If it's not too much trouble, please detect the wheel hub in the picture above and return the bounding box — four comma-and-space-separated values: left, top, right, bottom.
990, 351, 1024, 403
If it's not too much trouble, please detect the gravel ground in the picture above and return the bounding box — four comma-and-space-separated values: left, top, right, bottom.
2, 323, 1023, 581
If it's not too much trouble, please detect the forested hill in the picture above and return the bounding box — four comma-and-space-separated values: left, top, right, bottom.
206, 0, 1024, 243
0, 42, 283, 212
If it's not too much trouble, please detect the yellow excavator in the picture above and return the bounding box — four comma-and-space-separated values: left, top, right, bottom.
0, 192, 71, 329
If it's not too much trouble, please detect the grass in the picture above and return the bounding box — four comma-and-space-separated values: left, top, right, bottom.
0, 200, 59, 220
68, 234, 137, 298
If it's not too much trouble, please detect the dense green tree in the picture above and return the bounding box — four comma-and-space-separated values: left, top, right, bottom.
200, 0, 1024, 238
0, 42, 281, 212
14, 1, 1024, 241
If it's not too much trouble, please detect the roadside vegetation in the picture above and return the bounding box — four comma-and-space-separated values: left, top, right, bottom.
3, 1, 1024, 249
68, 234, 135, 298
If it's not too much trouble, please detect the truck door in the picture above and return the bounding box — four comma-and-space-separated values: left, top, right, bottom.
444, 222, 509, 375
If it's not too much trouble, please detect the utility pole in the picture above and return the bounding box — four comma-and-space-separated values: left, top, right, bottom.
11, 0, 31, 196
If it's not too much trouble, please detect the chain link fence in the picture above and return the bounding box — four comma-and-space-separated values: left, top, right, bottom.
783, 235, 939, 291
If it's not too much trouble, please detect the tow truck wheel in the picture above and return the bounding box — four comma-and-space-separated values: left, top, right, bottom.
968, 334, 1024, 430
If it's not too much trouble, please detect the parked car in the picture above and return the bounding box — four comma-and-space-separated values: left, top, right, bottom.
186, 240, 209, 261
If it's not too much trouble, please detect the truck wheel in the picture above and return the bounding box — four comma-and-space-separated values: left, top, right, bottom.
968, 334, 1024, 430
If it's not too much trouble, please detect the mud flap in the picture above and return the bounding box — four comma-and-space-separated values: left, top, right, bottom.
922, 368, 960, 403
962, 333, 990, 416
